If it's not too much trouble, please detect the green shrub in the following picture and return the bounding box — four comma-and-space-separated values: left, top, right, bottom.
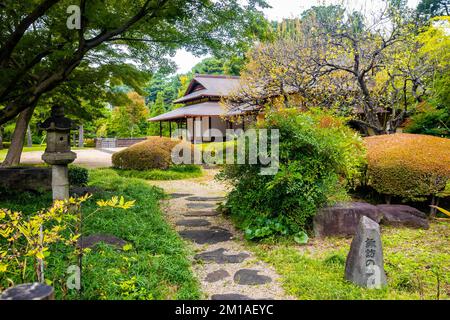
365, 133, 450, 201
68, 165, 89, 186
112, 137, 190, 170
219, 108, 366, 239
84, 138, 96, 148
404, 103, 450, 138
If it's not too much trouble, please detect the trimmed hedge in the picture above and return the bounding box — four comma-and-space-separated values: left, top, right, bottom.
112, 137, 189, 170
365, 133, 450, 200
68, 165, 89, 186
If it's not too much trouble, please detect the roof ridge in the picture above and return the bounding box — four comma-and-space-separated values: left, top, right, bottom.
194, 74, 240, 79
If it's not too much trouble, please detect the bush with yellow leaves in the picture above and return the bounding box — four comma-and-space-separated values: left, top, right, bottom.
0, 194, 134, 286
365, 133, 450, 201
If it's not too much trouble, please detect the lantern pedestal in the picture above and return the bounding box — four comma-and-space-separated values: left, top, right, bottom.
39, 105, 77, 201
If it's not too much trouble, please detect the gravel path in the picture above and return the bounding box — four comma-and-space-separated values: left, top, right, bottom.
149, 169, 292, 300
19, 148, 125, 168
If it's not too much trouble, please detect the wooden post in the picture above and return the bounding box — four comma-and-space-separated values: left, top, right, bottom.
0, 283, 54, 300
26, 125, 33, 148
78, 125, 84, 148
0, 126, 3, 150
159, 121, 162, 137
169, 121, 172, 138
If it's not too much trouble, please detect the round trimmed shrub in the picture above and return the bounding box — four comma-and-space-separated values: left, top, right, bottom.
112, 137, 187, 170
365, 133, 450, 200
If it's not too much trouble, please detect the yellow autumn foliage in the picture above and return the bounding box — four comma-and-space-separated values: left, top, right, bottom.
365, 133, 450, 200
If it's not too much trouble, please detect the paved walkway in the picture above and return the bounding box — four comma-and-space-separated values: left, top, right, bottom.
149, 169, 291, 300
19, 148, 125, 168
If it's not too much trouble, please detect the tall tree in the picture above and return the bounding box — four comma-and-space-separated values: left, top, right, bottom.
0, 0, 269, 165
0, 0, 269, 125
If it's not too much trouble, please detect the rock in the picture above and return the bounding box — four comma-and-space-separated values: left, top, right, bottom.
195, 248, 250, 264
179, 227, 232, 244
345, 216, 387, 289
78, 234, 127, 249
176, 219, 211, 227
211, 294, 253, 300
205, 269, 230, 282
314, 202, 383, 237
186, 202, 216, 209
183, 211, 219, 217
233, 269, 272, 285
378, 205, 429, 229
186, 196, 225, 202
0, 283, 54, 300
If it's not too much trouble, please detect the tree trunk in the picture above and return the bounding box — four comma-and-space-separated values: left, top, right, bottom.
78, 125, 84, 148
0, 126, 3, 150
1, 105, 36, 167
26, 124, 33, 147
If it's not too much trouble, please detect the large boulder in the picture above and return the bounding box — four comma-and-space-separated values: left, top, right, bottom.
314, 202, 383, 237
377, 205, 429, 229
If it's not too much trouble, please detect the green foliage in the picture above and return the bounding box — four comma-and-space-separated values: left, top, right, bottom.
112, 165, 202, 181
112, 137, 189, 171
68, 165, 89, 187
405, 103, 450, 138
219, 108, 366, 239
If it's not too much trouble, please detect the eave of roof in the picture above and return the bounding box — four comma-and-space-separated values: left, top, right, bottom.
148, 101, 227, 122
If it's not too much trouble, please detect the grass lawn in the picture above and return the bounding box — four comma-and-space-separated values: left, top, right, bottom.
0, 169, 200, 300
250, 221, 450, 300
110, 164, 203, 180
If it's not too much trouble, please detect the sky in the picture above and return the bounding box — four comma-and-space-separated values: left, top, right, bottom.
173, 0, 421, 74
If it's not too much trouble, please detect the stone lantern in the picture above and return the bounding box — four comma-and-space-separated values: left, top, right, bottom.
39, 105, 77, 200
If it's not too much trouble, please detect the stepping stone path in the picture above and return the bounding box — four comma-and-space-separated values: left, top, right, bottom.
176, 219, 211, 227
186, 202, 216, 209
149, 169, 291, 300
205, 269, 230, 283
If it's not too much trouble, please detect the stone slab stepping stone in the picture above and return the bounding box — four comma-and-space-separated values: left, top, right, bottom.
186, 196, 225, 202
179, 227, 232, 244
176, 219, 211, 227
183, 211, 219, 217
195, 248, 250, 264
205, 269, 230, 283
169, 193, 192, 199
78, 234, 127, 249
186, 202, 216, 209
211, 294, 253, 300
233, 269, 272, 285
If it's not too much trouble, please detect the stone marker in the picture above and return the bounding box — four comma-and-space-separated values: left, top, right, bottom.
345, 216, 387, 289
0, 283, 54, 300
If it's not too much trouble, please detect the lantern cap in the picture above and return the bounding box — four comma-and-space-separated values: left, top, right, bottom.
39, 105, 74, 131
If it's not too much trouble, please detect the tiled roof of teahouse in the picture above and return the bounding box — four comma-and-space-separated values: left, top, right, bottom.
173, 74, 241, 104
148, 101, 227, 122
